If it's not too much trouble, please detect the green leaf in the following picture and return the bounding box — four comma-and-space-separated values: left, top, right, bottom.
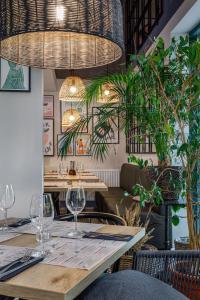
172, 205, 181, 213
172, 215, 180, 226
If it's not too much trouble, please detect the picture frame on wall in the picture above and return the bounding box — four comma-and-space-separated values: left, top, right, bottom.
43, 119, 54, 156
57, 134, 74, 156
92, 106, 119, 144
43, 95, 54, 118
60, 101, 88, 133
0, 58, 31, 92
75, 134, 91, 156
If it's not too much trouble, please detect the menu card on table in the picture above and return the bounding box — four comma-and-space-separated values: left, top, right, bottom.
0, 233, 21, 243
42, 238, 126, 270
11, 221, 104, 237
0, 245, 30, 267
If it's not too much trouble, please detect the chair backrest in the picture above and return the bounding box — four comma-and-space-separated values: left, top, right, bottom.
133, 250, 200, 299
56, 212, 127, 226
120, 163, 152, 193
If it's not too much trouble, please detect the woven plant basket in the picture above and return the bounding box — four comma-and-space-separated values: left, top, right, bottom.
118, 244, 157, 271
148, 166, 182, 201
174, 237, 190, 250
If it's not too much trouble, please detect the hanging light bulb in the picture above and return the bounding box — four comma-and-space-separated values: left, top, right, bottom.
56, 5, 65, 21
59, 76, 86, 102
0, 0, 124, 69
97, 83, 119, 104
104, 89, 110, 96
69, 85, 78, 94
68, 113, 76, 122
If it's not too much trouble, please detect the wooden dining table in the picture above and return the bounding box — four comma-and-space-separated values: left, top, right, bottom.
44, 181, 108, 193
0, 225, 145, 300
44, 174, 100, 182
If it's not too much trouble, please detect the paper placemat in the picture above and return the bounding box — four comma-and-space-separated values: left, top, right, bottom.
0, 245, 31, 267
0, 233, 22, 243
11, 221, 104, 237
42, 237, 126, 270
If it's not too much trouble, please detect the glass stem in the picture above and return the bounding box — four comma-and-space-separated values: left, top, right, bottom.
74, 213, 78, 232
37, 228, 45, 254
4, 209, 8, 229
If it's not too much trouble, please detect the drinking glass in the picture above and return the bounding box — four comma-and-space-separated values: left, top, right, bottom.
66, 186, 86, 238
0, 184, 15, 231
29, 194, 54, 255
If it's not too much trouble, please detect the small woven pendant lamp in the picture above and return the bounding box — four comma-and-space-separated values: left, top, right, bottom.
97, 83, 120, 104
0, 0, 124, 69
59, 76, 86, 102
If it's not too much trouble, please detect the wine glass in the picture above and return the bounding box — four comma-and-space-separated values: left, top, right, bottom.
0, 184, 15, 231
66, 186, 86, 238
29, 194, 54, 255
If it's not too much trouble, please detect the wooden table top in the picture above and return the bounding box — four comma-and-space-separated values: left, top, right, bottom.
0, 225, 145, 300
44, 174, 99, 182
44, 181, 108, 192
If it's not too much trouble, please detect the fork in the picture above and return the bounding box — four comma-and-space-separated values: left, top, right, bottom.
0, 249, 32, 274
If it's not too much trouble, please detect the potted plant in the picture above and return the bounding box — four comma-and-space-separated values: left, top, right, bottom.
59, 36, 200, 249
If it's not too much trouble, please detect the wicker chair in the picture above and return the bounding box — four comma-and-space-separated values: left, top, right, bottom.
56, 211, 127, 226
133, 250, 200, 300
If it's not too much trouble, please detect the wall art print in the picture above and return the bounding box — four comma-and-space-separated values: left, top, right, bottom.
0, 58, 31, 92
92, 107, 119, 144
57, 134, 74, 156
75, 134, 91, 156
43, 119, 54, 156
43, 95, 54, 118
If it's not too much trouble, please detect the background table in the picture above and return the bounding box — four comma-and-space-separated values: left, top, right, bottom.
44, 174, 100, 182
44, 181, 108, 193
0, 225, 145, 300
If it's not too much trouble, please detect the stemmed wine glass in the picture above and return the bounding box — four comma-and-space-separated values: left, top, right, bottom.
0, 184, 15, 231
66, 185, 86, 238
29, 193, 54, 255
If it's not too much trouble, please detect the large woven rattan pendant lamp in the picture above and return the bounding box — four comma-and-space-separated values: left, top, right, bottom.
0, 0, 124, 69
59, 76, 86, 102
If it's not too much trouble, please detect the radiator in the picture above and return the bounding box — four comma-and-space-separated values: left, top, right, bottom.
87, 169, 120, 187
58, 169, 120, 213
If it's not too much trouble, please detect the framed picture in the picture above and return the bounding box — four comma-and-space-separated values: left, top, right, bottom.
92, 107, 119, 144
75, 134, 91, 156
57, 134, 74, 156
43, 95, 54, 118
0, 58, 31, 92
43, 119, 54, 156
60, 101, 88, 133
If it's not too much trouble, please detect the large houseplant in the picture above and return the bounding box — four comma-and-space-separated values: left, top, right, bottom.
59, 37, 200, 249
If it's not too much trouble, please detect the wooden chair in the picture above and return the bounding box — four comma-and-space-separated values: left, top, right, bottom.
56, 211, 127, 226
133, 250, 200, 300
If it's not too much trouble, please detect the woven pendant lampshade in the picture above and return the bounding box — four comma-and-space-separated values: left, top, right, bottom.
59, 76, 86, 102
0, 0, 124, 69
97, 83, 120, 104
62, 108, 81, 131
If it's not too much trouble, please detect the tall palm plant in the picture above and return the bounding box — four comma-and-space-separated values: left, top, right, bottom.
59, 37, 200, 248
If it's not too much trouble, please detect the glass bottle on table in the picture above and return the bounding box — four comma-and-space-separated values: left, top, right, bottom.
69, 161, 76, 176
66, 185, 86, 238
29, 194, 54, 256
0, 184, 15, 231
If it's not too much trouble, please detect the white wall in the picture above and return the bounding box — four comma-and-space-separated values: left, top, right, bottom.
0, 69, 43, 218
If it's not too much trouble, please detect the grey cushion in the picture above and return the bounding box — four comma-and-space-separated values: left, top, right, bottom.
76, 271, 188, 300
